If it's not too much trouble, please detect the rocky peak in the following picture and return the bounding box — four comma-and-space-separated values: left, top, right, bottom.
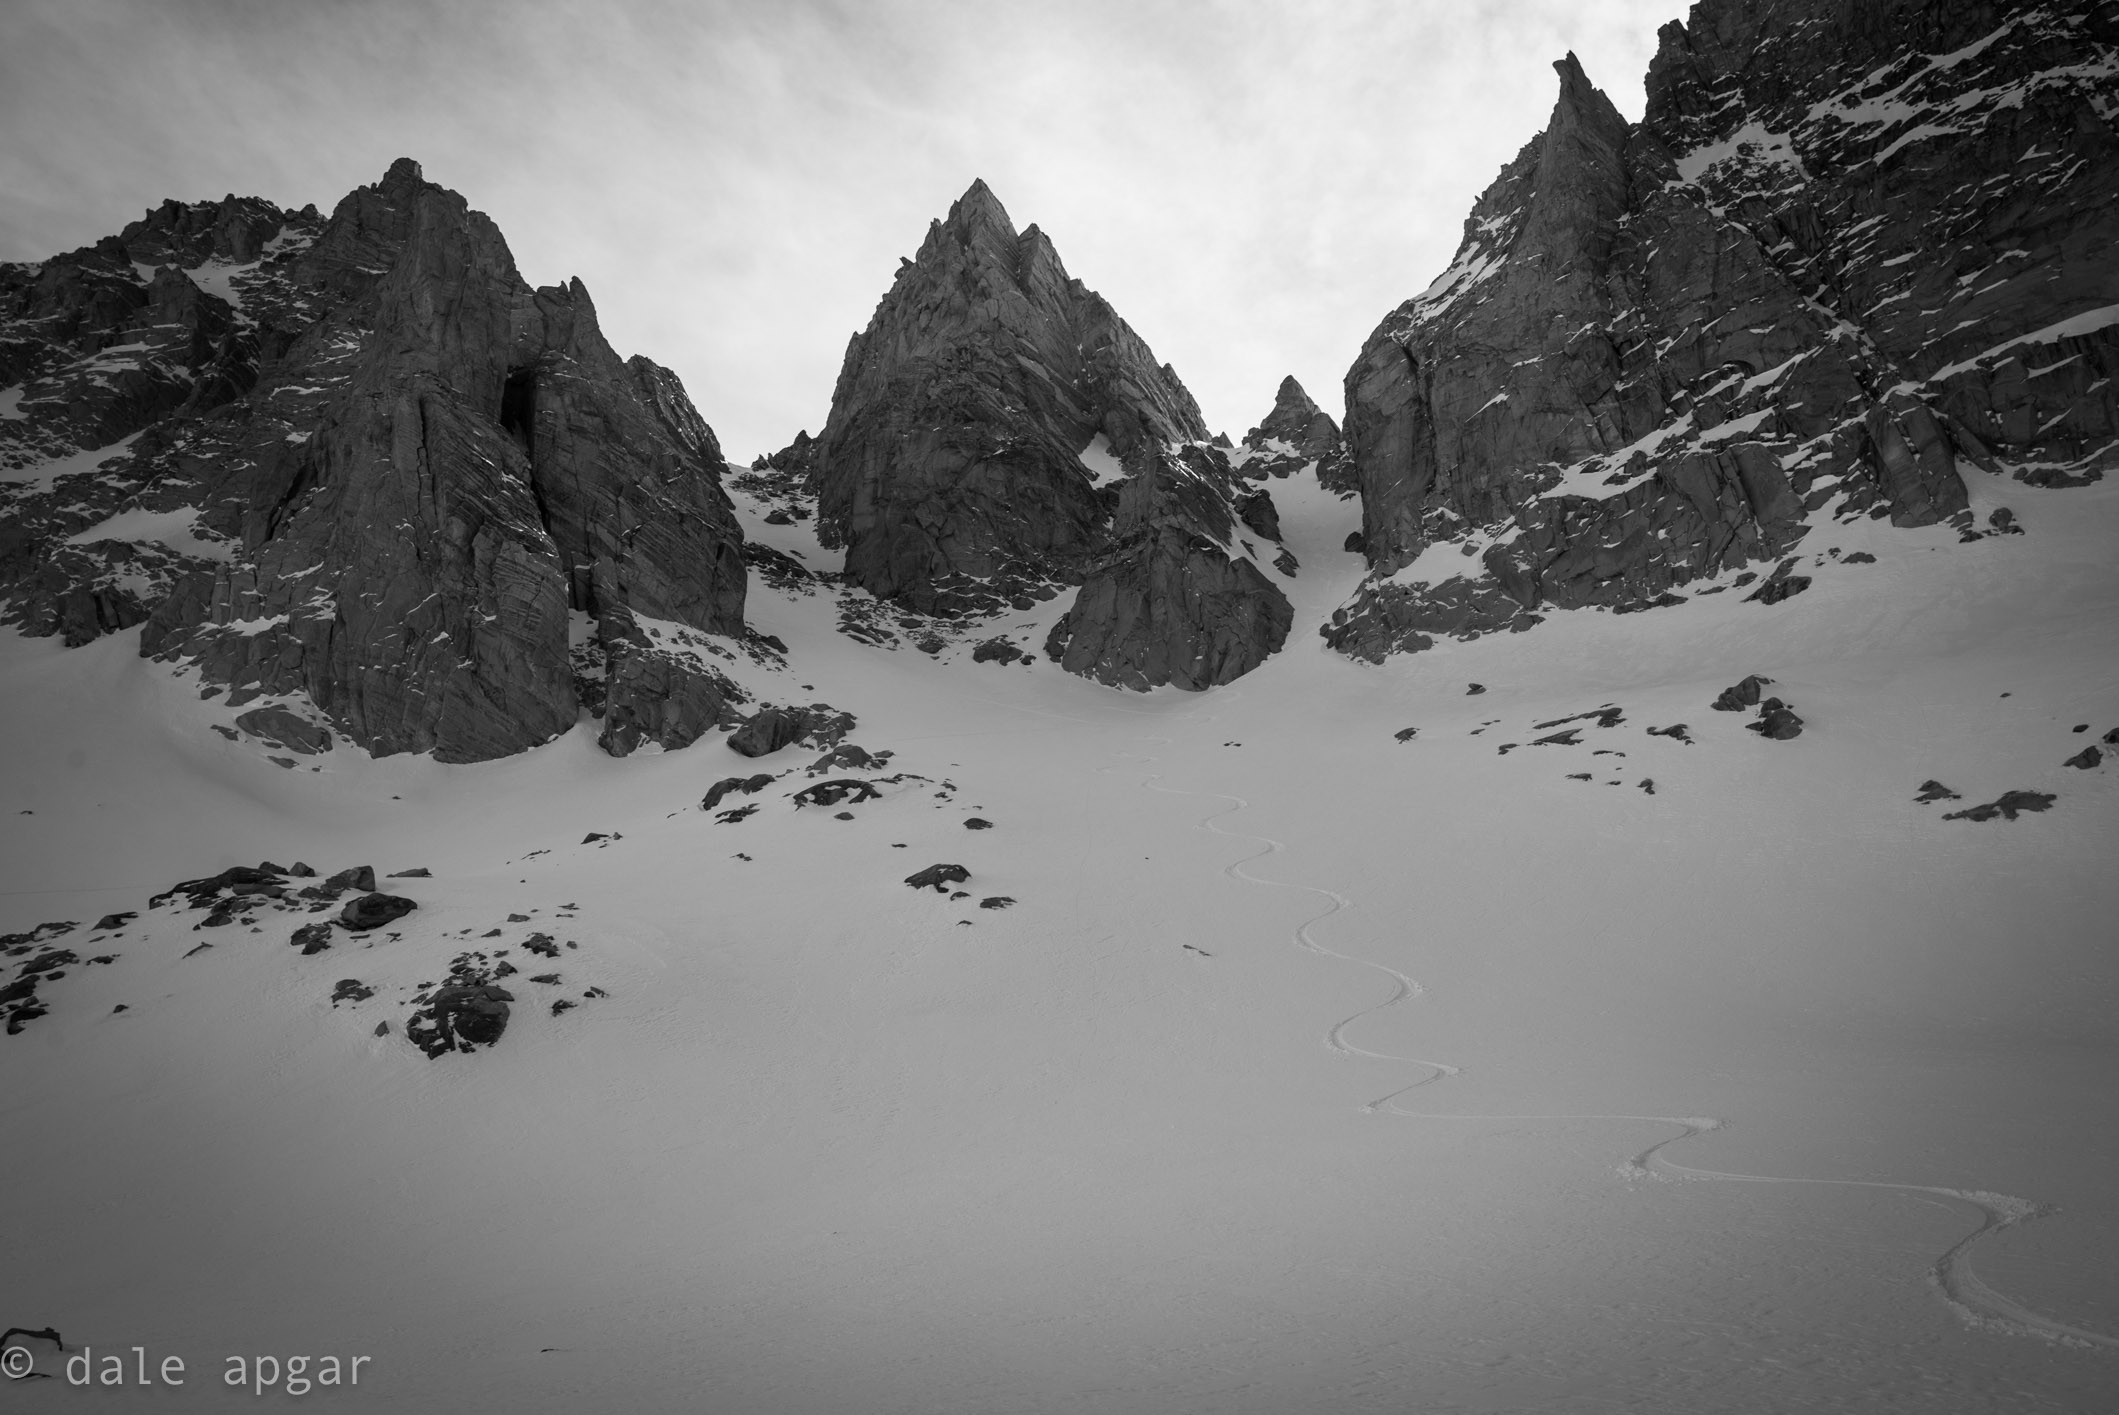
804, 179, 1207, 613
3, 160, 751, 763
1520, 54, 1631, 276
1327, 1, 2115, 662
1238, 375, 1351, 486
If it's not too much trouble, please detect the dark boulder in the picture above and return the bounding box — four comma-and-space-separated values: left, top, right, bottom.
405, 983, 514, 1058
964, 817, 994, 830
338, 893, 417, 931
2064, 746, 2102, 769
702, 773, 776, 811
1914, 780, 1962, 803
234, 705, 334, 755
971, 637, 1029, 665
1712, 675, 1774, 711
728, 704, 856, 758
323, 865, 377, 895
905, 863, 971, 892
728, 706, 806, 757
1748, 698, 1804, 740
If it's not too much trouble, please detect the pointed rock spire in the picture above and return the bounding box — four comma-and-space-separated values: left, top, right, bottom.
805, 182, 1207, 612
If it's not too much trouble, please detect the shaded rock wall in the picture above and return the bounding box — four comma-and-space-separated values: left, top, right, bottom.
1045, 443, 1293, 690
2, 159, 747, 761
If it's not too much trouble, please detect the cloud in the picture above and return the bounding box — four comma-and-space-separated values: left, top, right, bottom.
0, 0, 1673, 457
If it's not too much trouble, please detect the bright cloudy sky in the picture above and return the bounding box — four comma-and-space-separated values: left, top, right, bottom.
1, 0, 1678, 459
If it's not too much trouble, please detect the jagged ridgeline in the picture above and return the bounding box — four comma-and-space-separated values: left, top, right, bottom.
0, 159, 749, 761
1331, 1, 2118, 659
773, 179, 1295, 690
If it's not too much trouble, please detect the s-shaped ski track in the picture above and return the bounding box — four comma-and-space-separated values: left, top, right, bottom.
1142, 767, 2119, 1353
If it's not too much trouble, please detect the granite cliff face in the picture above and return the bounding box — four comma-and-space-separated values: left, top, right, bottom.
1330, 1, 2118, 659
803, 180, 1292, 688
0, 159, 748, 761
1044, 441, 1294, 690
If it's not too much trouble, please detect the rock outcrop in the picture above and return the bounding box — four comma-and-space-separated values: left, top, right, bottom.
1329, 4, 2119, 660
791, 179, 1295, 690
1044, 442, 1293, 690
803, 179, 1209, 614
1237, 375, 1353, 488
1, 159, 748, 761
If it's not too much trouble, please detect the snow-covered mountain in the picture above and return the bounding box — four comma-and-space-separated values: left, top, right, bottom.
3, 1, 2116, 1411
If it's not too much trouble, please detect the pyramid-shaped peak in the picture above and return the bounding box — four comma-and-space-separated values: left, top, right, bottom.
1274, 374, 1317, 409
944, 178, 1018, 240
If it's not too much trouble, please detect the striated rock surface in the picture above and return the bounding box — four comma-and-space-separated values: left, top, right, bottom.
1044, 442, 1293, 690
1330, 4, 2119, 660
1, 159, 749, 761
803, 179, 1209, 615
1236, 375, 1353, 489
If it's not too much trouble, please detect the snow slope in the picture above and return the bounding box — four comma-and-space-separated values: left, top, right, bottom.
2, 467, 2116, 1412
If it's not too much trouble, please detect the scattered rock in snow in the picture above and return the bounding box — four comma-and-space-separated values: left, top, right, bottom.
290, 922, 334, 954
1466, 683, 1486, 695
964, 817, 993, 830
522, 934, 561, 958
702, 773, 777, 811
234, 705, 334, 755
1942, 791, 2057, 822
796, 779, 889, 813
388, 867, 432, 878
2064, 746, 2102, 769
971, 638, 1030, 666
809, 743, 883, 775
93, 912, 137, 932
714, 803, 759, 823
728, 703, 856, 757
905, 863, 971, 892
1395, 727, 1419, 742
979, 897, 1015, 910
1712, 676, 1774, 712
1748, 698, 1804, 739
1914, 780, 1963, 803
331, 979, 374, 1005
1646, 724, 1692, 743
1638, 779, 1655, 794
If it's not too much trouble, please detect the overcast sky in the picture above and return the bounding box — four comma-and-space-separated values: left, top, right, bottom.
1, 0, 1678, 459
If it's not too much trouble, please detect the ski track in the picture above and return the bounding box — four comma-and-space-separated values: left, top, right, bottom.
1131, 745, 2119, 1355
